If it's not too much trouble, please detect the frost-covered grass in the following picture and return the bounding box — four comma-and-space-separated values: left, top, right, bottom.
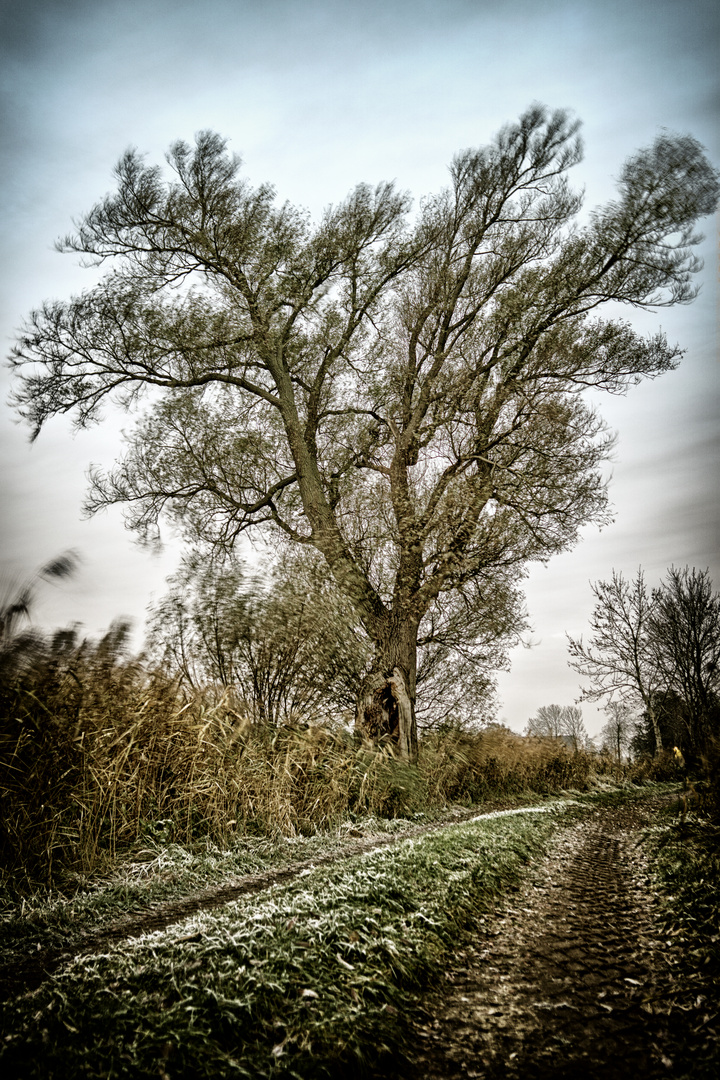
0, 797, 565, 969
644, 815, 720, 1078
1, 804, 573, 1079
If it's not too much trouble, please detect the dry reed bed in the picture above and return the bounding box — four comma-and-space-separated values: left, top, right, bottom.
1, 641, 600, 891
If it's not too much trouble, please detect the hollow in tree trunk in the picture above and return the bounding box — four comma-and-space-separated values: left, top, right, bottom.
355, 617, 419, 764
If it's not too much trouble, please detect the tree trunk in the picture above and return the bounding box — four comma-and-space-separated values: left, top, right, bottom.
355, 615, 419, 764
647, 700, 664, 755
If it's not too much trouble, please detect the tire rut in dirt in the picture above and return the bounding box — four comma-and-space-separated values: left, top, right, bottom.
400, 805, 669, 1079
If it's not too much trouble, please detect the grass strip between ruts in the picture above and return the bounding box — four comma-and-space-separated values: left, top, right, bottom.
0, 801, 554, 967
1, 805, 569, 1078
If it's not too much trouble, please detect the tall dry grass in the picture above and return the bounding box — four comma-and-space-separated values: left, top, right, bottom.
420, 723, 597, 803
1, 626, 600, 892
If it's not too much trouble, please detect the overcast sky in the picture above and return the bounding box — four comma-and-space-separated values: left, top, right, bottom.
1, 0, 718, 738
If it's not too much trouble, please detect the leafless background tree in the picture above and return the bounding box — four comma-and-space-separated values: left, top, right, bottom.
569, 567, 720, 757
525, 703, 588, 751
600, 701, 636, 763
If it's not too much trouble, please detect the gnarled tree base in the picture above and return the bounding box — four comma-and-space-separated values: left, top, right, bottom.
356, 666, 417, 763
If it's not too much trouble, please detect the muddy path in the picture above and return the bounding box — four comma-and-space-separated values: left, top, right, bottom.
0, 797, 557, 1002
398, 800, 678, 1080
4, 792, 696, 1080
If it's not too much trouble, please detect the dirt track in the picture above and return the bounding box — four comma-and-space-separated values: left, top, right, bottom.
5, 795, 706, 1079
401, 801, 675, 1079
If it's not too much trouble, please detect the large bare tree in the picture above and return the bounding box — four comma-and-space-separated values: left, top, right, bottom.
650, 567, 720, 752
567, 569, 667, 751
568, 567, 720, 756
11, 108, 719, 761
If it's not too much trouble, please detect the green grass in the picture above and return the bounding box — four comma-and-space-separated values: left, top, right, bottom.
0, 799, 547, 969
643, 816, 720, 1078
1, 784, 659, 976
1, 804, 571, 1079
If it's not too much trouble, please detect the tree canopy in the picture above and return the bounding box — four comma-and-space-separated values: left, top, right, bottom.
145, 550, 371, 726
11, 107, 719, 760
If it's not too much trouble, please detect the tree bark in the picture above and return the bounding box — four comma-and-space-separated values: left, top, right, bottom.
355, 615, 419, 763
647, 699, 664, 755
